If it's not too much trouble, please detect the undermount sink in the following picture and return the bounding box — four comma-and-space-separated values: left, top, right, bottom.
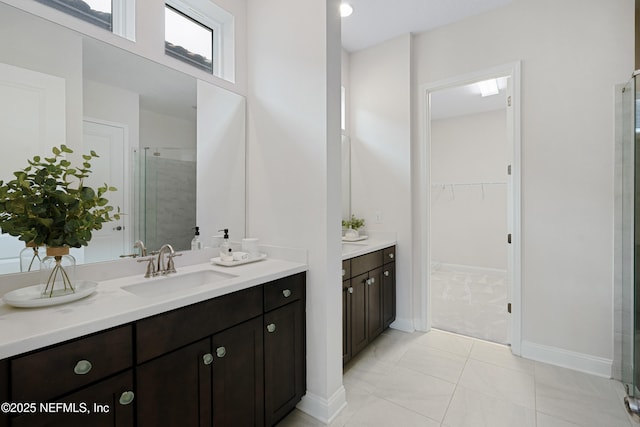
121, 270, 237, 298
342, 242, 368, 254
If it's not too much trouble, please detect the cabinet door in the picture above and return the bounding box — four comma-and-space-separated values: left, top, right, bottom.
136, 339, 212, 427
12, 370, 134, 427
212, 316, 264, 427
351, 272, 368, 358
342, 279, 352, 364
0, 359, 7, 427
367, 268, 384, 341
264, 301, 305, 426
383, 262, 396, 328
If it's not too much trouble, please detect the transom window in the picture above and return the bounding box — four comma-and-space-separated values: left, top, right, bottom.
36, 0, 113, 30
35, 0, 135, 41
164, 5, 214, 74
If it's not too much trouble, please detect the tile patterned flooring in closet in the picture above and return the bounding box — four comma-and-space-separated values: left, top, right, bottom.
277, 329, 636, 427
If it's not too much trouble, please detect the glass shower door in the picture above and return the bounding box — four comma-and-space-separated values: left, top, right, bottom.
133, 147, 197, 253
621, 73, 640, 418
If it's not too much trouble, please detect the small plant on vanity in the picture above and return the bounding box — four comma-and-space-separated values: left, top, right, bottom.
342, 214, 365, 239
0, 144, 120, 296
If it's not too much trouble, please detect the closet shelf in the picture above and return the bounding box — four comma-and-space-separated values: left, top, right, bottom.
431, 181, 507, 186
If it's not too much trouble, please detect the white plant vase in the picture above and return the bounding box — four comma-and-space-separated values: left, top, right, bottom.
40, 247, 76, 297
345, 228, 359, 239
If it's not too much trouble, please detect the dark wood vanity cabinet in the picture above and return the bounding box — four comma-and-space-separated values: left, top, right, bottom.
382, 246, 396, 328
342, 246, 396, 364
342, 263, 352, 364
136, 316, 266, 427
212, 317, 265, 427
263, 273, 306, 426
12, 370, 135, 427
136, 338, 212, 427
5, 325, 134, 427
1, 272, 306, 427
0, 359, 9, 427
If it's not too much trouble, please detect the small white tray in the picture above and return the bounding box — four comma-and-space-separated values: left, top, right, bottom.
211, 253, 267, 267
342, 235, 368, 242
3, 280, 98, 308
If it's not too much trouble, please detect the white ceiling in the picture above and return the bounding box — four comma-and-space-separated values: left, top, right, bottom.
341, 0, 513, 52
341, 0, 513, 118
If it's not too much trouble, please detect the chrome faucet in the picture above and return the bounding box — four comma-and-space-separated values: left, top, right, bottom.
134, 240, 147, 257
157, 243, 181, 275
120, 240, 148, 259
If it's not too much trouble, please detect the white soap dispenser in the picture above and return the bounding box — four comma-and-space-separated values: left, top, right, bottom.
219, 228, 233, 261
191, 226, 203, 250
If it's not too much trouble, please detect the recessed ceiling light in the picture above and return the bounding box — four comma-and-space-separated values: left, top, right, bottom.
340, 3, 353, 18
477, 79, 499, 97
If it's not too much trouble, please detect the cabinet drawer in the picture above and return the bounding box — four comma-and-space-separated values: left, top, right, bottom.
351, 250, 383, 277
0, 358, 8, 427
264, 272, 305, 312
342, 259, 351, 279
11, 325, 133, 402
12, 370, 134, 427
136, 285, 263, 363
383, 246, 396, 263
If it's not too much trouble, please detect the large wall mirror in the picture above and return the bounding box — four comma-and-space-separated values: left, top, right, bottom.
0, 1, 246, 274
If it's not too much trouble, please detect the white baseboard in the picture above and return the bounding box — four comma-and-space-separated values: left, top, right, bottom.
297, 386, 347, 424
521, 340, 613, 378
390, 317, 414, 333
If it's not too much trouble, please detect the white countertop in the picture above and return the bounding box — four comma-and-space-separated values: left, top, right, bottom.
0, 254, 307, 359
341, 233, 396, 260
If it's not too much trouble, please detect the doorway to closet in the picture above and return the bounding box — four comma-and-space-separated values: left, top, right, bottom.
421, 64, 521, 348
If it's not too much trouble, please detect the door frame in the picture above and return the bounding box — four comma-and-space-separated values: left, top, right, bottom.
417, 62, 522, 355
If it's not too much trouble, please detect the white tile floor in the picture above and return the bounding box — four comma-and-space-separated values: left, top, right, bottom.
277, 329, 637, 427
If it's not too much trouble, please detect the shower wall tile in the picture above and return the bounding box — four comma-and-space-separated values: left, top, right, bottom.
613, 83, 634, 383
146, 157, 196, 252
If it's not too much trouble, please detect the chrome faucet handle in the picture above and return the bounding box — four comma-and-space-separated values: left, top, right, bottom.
133, 240, 147, 257
137, 257, 157, 278
119, 253, 138, 258
166, 253, 182, 274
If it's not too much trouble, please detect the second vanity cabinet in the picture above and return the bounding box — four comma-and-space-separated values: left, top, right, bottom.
342, 246, 396, 364
0, 272, 307, 427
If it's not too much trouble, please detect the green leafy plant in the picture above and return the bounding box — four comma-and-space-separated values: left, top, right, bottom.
342, 214, 365, 230
0, 144, 120, 248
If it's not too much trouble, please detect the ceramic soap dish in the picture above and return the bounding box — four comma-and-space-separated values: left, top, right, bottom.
211, 253, 267, 267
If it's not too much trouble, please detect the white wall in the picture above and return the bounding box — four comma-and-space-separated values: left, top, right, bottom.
0, 5, 83, 150
246, 0, 344, 423
350, 34, 413, 331
84, 80, 140, 152
412, 0, 633, 371
139, 110, 195, 151
431, 110, 507, 270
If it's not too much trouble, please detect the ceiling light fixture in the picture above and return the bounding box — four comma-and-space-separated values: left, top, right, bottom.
477, 79, 499, 97
340, 3, 353, 18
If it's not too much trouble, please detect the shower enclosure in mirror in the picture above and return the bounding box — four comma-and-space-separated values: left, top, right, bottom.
618, 71, 640, 419
135, 147, 197, 253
